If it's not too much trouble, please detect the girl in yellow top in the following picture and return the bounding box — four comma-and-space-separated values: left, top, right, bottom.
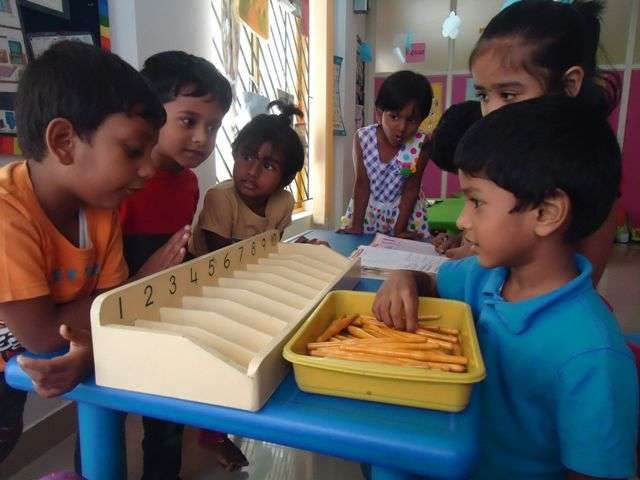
189, 101, 305, 256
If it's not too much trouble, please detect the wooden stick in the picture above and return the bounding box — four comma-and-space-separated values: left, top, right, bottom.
347, 325, 375, 339
341, 345, 468, 365
311, 349, 467, 372
317, 314, 358, 342
418, 323, 460, 336
415, 328, 458, 343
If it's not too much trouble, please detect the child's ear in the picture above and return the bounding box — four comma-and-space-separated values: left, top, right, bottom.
374, 108, 383, 124
562, 66, 585, 98
45, 118, 76, 166
533, 189, 570, 238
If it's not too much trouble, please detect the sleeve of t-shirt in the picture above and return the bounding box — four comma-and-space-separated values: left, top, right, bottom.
0, 201, 49, 302
96, 211, 129, 290
436, 257, 477, 302
198, 187, 234, 239
555, 348, 638, 478
275, 192, 295, 233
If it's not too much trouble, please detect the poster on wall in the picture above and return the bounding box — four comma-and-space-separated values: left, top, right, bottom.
0, 83, 17, 135
333, 55, 346, 136
238, 0, 269, 40
20, 0, 70, 19
0, 0, 21, 29
28, 31, 93, 58
419, 81, 443, 134
0, 26, 27, 83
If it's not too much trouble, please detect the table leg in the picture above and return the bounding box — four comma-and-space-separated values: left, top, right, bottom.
77, 402, 126, 480
370, 464, 416, 480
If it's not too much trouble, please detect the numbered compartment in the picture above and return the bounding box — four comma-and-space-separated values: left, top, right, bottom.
91, 230, 360, 411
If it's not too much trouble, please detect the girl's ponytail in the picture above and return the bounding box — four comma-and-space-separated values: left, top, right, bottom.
267, 100, 304, 126
573, 0, 621, 117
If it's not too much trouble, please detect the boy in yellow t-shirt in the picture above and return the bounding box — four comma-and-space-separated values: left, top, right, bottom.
0, 41, 189, 463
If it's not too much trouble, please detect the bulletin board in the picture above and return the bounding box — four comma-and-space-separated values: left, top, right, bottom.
0, 0, 110, 155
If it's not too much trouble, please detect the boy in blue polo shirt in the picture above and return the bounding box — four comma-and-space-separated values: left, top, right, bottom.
373, 96, 637, 479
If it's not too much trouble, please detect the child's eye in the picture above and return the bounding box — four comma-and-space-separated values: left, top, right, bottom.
179, 117, 195, 128
501, 92, 516, 101
475, 91, 487, 102
123, 145, 143, 159
470, 198, 482, 208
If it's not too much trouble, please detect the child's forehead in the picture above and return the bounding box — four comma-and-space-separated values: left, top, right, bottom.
385, 101, 420, 117
98, 112, 159, 141
472, 38, 536, 76
240, 141, 285, 161
165, 92, 225, 115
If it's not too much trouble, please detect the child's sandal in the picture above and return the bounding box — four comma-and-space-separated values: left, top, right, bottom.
212, 437, 249, 472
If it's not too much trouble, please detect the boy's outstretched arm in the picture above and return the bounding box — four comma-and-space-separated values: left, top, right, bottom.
373, 270, 437, 332
17, 324, 92, 398
0, 294, 97, 354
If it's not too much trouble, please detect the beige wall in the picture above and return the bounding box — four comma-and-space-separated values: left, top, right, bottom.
372, 0, 638, 74
635, 5, 640, 64
454, 0, 502, 70
598, 0, 634, 65
373, 0, 450, 74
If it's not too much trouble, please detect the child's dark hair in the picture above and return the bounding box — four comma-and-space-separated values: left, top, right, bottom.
232, 100, 304, 186
429, 101, 482, 173
16, 41, 166, 162
470, 0, 620, 117
141, 50, 232, 112
375, 70, 433, 121
455, 95, 620, 243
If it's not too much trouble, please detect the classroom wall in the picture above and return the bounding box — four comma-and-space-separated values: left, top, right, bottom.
332, 0, 367, 228
367, 0, 640, 222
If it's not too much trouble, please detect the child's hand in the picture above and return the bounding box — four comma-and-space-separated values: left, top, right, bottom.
17, 325, 93, 398
294, 235, 331, 248
137, 226, 191, 278
433, 232, 461, 254
337, 225, 364, 235
394, 230, 418, 240
373, 271, 419, 332
444, 239, 473, 259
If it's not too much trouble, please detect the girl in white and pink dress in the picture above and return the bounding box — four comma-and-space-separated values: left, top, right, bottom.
340, 71, 432, 238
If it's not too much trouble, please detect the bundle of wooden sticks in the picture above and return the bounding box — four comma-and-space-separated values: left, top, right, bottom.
307, 314, 468, 372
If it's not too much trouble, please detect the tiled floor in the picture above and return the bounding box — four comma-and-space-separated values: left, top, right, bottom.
9, 416, 363, 479
7, 243, 640, 480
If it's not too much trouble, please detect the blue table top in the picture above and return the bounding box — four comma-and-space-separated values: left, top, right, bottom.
5, 229, 480, 479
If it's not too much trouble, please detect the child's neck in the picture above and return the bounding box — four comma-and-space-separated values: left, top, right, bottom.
502, 241, 578, 303
152, 149, 183, 173
376, 126, 401, 163
236, 190, 269, 217
28, 160, 81, 244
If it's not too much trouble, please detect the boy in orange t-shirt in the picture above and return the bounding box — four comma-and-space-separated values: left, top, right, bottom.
0, 41, 189, 464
